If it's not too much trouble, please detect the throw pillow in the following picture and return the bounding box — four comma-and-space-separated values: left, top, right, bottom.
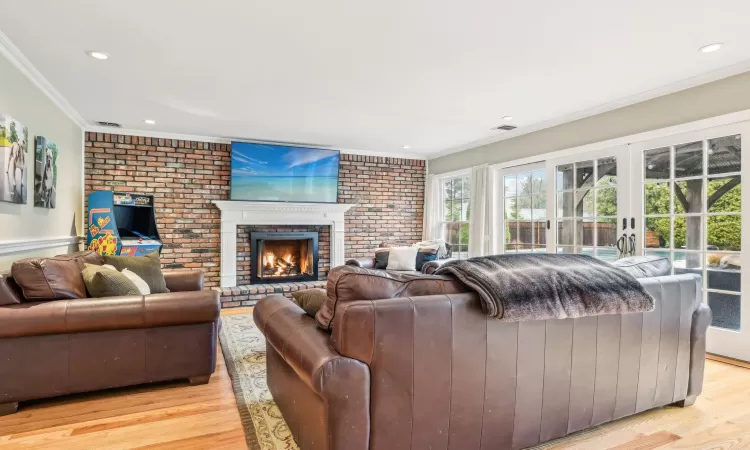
291, 288, 328, 317
386, 246, 419, 271
122, 268, 151, 295
82, 263, 142, 297
103, 251, 169, 294
373, 248, 391, 269
415, 248, 438, 271
11, 256, 87, 301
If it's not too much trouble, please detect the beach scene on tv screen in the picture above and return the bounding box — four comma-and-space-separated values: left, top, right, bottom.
231, 143, 339, 202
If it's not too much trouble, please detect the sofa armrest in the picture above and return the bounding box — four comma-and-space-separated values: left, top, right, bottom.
0, 290, 220, 338
164, 270, 204, 292
254, 295, 369, 392
345, 258, 375, 269
421, 258, 453, 274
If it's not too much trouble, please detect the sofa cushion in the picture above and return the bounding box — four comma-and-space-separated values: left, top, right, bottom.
611, 255, 672, 279
11, 254, 92, 301
373, 248, 390, 269
415, 248, 438, 271
386, 246, 419, 271
103, 251, 169, 294
316, 265, 471, 331
291, 288, 327, 317
82, 264, 142, 297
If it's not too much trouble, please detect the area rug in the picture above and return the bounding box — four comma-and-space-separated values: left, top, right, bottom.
219, 313, 299, 450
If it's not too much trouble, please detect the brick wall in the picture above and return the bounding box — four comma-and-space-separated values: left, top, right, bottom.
339, 154, 425, 258
84, 133, 425, 288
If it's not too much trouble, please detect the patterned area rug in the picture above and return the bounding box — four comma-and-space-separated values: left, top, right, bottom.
219, 313, 300, 450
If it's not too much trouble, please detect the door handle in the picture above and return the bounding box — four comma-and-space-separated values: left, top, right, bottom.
546, 220, 550, 230
631, 217, 635, 229
622, 218, 627, 230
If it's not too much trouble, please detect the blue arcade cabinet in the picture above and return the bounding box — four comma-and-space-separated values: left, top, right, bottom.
86, 191, 162, 256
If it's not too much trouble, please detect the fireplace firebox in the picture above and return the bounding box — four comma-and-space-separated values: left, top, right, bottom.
249, 232, 319, 284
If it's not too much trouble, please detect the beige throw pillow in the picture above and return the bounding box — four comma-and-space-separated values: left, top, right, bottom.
386, 246, 419, 271
122, 268, 151, 295
291, 289, 328, 317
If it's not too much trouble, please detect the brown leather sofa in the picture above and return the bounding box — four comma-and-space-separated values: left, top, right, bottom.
255, 266, 711, 450
0, 255, 220, 416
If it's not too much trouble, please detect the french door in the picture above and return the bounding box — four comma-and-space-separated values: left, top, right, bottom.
494, 121, 749, 360
631, 123, 750, 361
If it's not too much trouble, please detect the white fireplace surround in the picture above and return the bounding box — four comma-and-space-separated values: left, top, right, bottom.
212, 201, 355, 288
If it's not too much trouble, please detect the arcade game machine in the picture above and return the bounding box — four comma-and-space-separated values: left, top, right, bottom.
87, 191, 162, 256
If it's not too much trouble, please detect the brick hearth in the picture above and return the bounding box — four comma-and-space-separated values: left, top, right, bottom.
216, 280, 327, 308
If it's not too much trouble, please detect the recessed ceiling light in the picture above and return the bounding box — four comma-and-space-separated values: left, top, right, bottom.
402, 145, 410, 149
699, 43, 722, 53
502, 116, 513, 121
144, 119, 156, 125
87, 51, 109, 60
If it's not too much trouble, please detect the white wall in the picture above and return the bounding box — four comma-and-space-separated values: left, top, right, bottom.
0, 52, 83, 269
429, 71, 750, 174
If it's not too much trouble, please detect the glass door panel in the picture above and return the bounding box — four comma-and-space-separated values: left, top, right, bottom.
631, 123, 749, 361
497, 164, 548, 254
553, 149, 626, 260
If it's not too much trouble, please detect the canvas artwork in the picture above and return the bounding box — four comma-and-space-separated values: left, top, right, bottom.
34, 136, 58, 208
0, 114, 29, 204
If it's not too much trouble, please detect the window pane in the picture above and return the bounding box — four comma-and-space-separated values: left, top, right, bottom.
518, 172, 532, 196
532, 221, 547, 245
645, 147, 670, 181
674, 216, 701, 250
557, 220, 574, 245
575, 160, 594, 189
532, 170, 546, 194
461, 199, 470, 221
556, 164, 573, 191
595, 219, 617, 247
708, 292, 741, 331
453, 177, 463, 200
557, 192, 573, 218
457, 223, 470, 258
462, 176, 470, 199
518, 220, 534, 249
505, 221, 518, 245
532, 195, 546, 220
708, 176, 741, 213
707, 253, 741, 292
644, 182, 670, 215
597, 157, 617, 186
645, 217, 669, 248
674, 141, 703, 178
517, 196, 531, 220
674, 251, 702, 272
504, 175, 517, 197
505, 198, 517, 219
674, 180, 703, 214
557, 246, 575, 254
505, 244, 518, 253
597, 248, 618, 262
443, 222, 460, 245
709, 135, 741, 175
576, 219, 593, 246
596, 187, 617, 217
575, 189, 594, 217
444, 200, 454, 221
707, 215, 741, 251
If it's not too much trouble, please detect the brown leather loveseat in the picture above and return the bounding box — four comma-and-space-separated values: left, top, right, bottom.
255, 264, 711, 450
0, 251, 220, 416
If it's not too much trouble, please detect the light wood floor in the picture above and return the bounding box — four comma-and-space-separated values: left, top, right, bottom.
1, 307, 749, 449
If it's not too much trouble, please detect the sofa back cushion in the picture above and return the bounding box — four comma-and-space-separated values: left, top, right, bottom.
12, 256, 92, 301
0, 275, 23, 306
316, 265, 471, 330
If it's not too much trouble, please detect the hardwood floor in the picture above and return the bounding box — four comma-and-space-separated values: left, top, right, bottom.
1, 306, 749, 449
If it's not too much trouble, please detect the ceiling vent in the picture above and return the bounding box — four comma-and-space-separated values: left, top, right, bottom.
492, 125, 517, 131
96, 121, 122, 128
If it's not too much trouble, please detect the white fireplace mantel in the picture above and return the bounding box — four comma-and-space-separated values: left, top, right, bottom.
212, 201, 354, 288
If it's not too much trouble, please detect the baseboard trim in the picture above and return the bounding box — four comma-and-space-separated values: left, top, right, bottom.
0, 236, 83, 256
707, 353, 750, 369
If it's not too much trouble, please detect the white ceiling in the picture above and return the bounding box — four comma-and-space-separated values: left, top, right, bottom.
1, 0, 750, 157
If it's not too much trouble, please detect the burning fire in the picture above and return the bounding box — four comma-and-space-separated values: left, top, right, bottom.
263, 250, 309, 276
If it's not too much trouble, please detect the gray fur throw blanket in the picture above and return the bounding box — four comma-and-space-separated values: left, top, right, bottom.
434, 254, 654, 321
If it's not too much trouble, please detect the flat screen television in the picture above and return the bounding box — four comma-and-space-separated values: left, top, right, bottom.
230, 142, 339, 203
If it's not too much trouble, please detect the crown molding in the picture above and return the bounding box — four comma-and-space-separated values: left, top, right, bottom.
427, 58, 750, 160
85, 126, 428, 160
0, 30, 87, 129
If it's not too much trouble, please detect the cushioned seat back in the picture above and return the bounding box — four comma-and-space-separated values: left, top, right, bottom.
611, 255, 671, 279
0, 275, 23, 306
316, 265, 471, 330
10, 251, 104, 301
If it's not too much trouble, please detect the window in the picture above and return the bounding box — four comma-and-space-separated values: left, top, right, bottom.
503, 168, 547, 253
440, 174, 470, 259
